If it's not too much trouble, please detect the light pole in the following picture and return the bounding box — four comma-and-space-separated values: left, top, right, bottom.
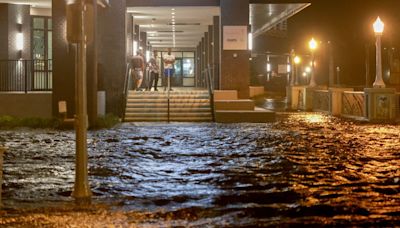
308, 38, 317, 87
373, 17, 385, 88
294, 56, 301, 85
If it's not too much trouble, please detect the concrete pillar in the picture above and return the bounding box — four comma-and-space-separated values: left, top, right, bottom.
126, 14, 133, 57
196, 43, 201, 87
97, 0, 127, 116
329, 87, 354, 116
290, 85, 306, 110
204, 32, 209, 72
52, 0, 77, 117
201, 37, 205, 87
213, 16, 220, 90
364, 88, 398, 122
87, 3, 98, 124
220, 0, 250, 98
207, 25, 213, 86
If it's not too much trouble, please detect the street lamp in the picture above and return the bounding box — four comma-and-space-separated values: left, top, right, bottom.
373, 17, 385, 88
294, 56, 301, 85
308, 38, 317, 87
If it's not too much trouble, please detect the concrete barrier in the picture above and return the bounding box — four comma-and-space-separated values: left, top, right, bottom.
249, 86, 265, 98
0, 92, 52, 118
214, 90, 238, 100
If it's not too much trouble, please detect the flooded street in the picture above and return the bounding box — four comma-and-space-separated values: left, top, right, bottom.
1, 113, 400, 227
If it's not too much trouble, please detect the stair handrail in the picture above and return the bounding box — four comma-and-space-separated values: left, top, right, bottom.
122, 62, 131, 121
205, 64, 215, 122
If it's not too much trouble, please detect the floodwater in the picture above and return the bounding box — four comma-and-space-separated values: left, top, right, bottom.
0, 113, 400, 227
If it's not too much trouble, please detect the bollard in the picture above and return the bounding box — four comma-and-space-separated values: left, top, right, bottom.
0, 147, 5, 207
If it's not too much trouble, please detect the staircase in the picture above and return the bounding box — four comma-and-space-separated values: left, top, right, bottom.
124, 90, 213, 122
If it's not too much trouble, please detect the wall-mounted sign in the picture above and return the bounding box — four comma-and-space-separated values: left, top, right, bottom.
223, 26, 248, 50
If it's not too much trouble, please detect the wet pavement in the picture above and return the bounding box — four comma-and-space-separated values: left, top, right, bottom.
0, 113, 400, 227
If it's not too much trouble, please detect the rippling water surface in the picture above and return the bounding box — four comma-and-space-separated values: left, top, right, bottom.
1, 113, 400, 226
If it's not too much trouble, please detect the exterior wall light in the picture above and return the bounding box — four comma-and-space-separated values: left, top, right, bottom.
133, 41, 138, 55
16, 23, 23, 59
248, 33, 253, 50
308, 37, 318, 87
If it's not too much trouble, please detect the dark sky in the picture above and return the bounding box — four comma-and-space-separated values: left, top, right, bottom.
286, 0, 400, 85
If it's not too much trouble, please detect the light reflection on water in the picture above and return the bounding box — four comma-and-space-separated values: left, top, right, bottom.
1, 113, 400, 226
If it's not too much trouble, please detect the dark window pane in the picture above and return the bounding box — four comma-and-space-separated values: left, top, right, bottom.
47, 18, 52, 30
33, 30, 45, 60
33, 17, 45, 29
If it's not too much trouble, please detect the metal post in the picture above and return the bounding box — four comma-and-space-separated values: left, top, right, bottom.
309, 51, 317, 87
167, 69, 170, 123
373, 34, 385, 88
72, 0, 92, 201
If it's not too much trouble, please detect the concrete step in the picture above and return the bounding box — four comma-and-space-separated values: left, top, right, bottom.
214, 99, 255, 111
125, 107, 211, 113
128, 90, 209, 96
125, 112, 212, 118
126, 103, 210, 108
128, 94, 210, 99
215, 109, 275, 123
124, 116, 213, 122
127, 98, 210, 103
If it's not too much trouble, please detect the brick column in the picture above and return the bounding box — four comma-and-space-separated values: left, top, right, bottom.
97, 0, 127, 116
220, 0, 250, 98
52, 0, 76, 117
213, 16, 220, 89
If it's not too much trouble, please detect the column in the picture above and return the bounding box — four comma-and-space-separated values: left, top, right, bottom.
220, 0, 250, 98
97, 0, 127, 116
212, 16, 220, 89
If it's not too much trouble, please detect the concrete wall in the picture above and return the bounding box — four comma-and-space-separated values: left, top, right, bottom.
0, 3, 31, 60
0, 93, 52, 118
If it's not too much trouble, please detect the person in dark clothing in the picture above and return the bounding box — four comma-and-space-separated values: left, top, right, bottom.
147, 50, 160, 91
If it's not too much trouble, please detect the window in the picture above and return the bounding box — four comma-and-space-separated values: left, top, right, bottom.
32, 16, 52, 90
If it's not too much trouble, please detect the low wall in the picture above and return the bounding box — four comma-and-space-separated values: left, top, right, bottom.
0, 92, 52, 118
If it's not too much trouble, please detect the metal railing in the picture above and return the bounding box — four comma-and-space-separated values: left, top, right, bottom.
122, 63, 131, 121
205, 64, 215, 121
0, 59, 52, 93
342, 91, 365, 118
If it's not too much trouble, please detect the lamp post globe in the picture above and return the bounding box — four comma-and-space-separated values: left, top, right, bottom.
308, 38, 317, 87
373, 17, 385, 88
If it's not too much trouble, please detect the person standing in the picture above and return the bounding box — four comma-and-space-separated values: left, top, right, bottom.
129, 51, 145, 91
163, 48, 175, 91
148, 50, 160, 91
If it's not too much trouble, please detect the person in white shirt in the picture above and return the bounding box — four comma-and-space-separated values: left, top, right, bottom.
148, 50, 160, 91
163, 48, 175, 91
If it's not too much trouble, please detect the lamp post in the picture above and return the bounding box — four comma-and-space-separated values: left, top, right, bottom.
308, 38, 317, 87
294, 56, 301, 85
373, 17, 385, 88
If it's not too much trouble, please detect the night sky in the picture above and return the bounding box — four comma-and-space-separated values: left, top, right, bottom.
258, 0, 400, 85
287, 0, 400, 86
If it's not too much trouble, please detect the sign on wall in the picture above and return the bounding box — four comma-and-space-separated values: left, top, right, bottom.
223, 26, 248, 50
